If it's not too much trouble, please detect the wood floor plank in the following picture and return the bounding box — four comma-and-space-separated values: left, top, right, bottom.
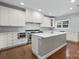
0, 42, 79, 59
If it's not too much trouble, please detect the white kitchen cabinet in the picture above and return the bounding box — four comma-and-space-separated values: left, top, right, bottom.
0, 6, 25, 26
0, 33, 8, 49
6, 32, 18, 47
18, 10, 25, 26
25, 9, 33, 22
8, 8, 25, 26
0, 6, 9, 26
0, 33, 14, 49
25, 9, 43, 23
0, 32, 28, 50
8, 8, 18, 26
40, 17, 51, 27
67, 32, 79, 42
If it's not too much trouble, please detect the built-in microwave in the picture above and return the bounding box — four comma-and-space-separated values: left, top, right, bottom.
17, 32, 26, 39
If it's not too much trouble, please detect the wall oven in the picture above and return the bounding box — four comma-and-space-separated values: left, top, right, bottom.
17, 30, 43, 44
17, 32, 26, 39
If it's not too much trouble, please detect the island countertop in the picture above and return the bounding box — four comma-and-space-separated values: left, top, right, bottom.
33, 32, 66, 38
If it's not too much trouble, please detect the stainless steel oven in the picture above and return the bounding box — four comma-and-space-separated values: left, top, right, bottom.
17, 32, 26, 39
26, 30, 43, 44
17, 30, 42, 44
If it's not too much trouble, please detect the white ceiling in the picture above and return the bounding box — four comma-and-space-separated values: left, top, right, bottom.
0, 0, 79, 17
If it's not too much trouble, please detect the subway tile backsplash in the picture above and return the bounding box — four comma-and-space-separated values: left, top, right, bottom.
0, 23, 40, 33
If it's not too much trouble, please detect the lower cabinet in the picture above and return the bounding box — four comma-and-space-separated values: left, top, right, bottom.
0, 32, 27, 50
0, 33, 7, 49
67, 32, 79, 42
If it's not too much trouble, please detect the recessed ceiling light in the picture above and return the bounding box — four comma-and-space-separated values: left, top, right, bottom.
38, 9, 42, 11
20, 2, 24, 5
71, 0, 76, 3
70, 8, 73, 10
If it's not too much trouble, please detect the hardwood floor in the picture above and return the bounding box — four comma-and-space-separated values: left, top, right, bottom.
0, 45, 37, 59
0, 42, 79, 59
48, 42, 79, 59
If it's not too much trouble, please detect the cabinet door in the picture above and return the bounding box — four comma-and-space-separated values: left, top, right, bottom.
8, 8, 19, 26
0, 33, 7, 49
0, 6, 9, 26
17, 11, 25, 26
7, 33, 15, 47
25, 9, 42, 23
0, 6, 25, 26
8, 8, 25, 26
25, 9, 33, 22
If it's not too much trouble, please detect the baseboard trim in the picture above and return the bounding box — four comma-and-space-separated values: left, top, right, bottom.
0, 42, 28, 52
67, 40, 79, 44
32, 43, 67, 59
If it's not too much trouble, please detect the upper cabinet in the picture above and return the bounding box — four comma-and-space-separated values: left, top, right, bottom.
0, 6, 25, 26
0, 6, 9, 26
25, 9, 43, 23
25, 9, 55, 27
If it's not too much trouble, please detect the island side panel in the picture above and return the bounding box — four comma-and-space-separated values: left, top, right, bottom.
32, 35, 42, 56
38, 34, 66, 57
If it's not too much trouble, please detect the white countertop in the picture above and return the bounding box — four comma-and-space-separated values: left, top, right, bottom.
33, 32, 66, 38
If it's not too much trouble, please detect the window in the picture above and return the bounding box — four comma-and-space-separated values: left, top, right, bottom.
56, 20, 69, 28
57, 22, 62, 28
63, 21, 69, 28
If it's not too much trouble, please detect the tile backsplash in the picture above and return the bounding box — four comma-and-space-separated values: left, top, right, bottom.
0, 23, 40, 33
24, 22, 40, 30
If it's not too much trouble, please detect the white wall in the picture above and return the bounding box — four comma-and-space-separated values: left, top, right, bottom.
55, 16, 69, 32
55, 13, 79, 42
69, 13, 79, 32
56, 13, 79, 32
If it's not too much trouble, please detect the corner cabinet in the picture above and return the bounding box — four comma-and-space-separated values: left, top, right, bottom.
0, 6, 25, 26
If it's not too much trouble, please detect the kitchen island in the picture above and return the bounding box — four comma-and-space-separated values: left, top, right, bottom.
32, 32, 67, 59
